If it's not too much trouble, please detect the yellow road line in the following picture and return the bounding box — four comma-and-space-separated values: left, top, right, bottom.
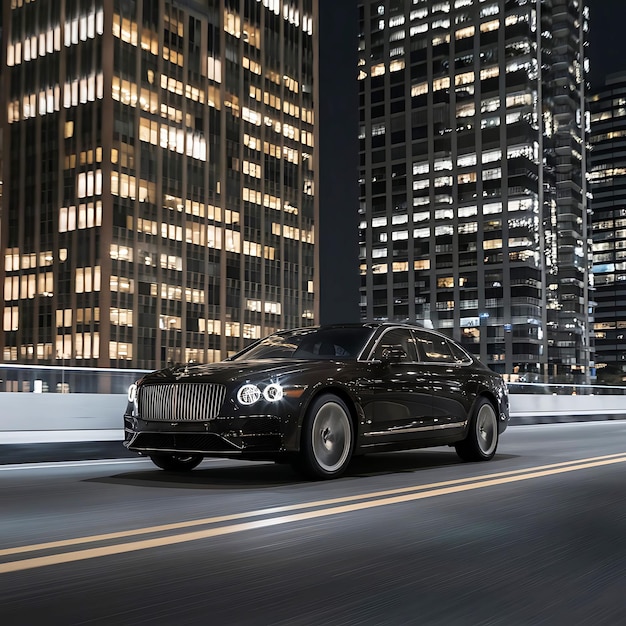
1, 452, 625, 559
1, 453, 626, 574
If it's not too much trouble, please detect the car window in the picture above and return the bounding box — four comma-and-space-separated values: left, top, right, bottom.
293, 328, 370, 359
413, 330, 456, 363
232, 327, 372, 361
449, 341, 472, 363
233, 332, 301, 360
372, 328, 418, 362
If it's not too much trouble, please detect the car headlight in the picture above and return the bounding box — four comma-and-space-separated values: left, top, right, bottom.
262, 383, 283, 402
237, 384, 262, 406
128, 383, 137, 403
236, 382, 285, 406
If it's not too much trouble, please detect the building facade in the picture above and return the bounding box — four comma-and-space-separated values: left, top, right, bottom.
589, 71, 626, 384
1, 0, 317, 371
357, 0, 593, 382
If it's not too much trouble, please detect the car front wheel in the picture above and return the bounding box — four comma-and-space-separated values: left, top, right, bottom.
455, 398, 499, 462
295, 393, 354, 480
149, 453, 203, 472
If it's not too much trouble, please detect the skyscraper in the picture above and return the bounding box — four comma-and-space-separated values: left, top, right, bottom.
589, 71, 626, 384
357, 0, 593, 382
1, 0, 316, 370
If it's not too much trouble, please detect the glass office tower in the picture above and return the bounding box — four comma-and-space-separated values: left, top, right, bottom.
589, 71, 626, 384
357, 0, 593, 382
1, 0, 316, 370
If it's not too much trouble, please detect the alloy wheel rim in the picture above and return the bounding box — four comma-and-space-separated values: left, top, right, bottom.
476, 404, 497, 456
312, 402, 351, 472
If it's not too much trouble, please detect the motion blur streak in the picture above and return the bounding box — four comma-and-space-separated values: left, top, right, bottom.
1, 452, 625, 559
0, 459, 150, 472
1, 453, 626, 574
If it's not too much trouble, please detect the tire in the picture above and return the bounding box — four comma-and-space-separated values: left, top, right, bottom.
295, 394, 354, 480
455, 397, 499, 462
149, 453, 203, 472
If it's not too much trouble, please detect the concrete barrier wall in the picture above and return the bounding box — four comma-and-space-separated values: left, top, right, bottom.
0, 393, 126, 431
0, 392, 624, 443
0, 394, 126, 442
508, 393, 626, 425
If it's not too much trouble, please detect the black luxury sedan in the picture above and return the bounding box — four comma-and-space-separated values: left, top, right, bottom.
124, 323, 509, 479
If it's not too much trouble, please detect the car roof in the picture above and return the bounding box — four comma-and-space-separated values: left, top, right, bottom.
281, 321, 431, 333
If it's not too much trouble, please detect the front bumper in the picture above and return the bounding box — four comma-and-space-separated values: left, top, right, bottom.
124, 413, 288, 458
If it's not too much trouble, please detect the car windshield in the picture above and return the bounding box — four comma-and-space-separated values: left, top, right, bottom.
231, 327, 373, 361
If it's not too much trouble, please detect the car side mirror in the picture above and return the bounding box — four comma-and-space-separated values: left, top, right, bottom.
381, 345, 407, 364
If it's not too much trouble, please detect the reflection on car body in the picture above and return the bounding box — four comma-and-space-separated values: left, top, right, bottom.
124, 323, 509, 479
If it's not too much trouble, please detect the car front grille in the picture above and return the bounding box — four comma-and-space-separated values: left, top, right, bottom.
138, 383, 227, 422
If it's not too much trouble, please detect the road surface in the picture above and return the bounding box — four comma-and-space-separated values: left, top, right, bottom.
1, 422, 625, 625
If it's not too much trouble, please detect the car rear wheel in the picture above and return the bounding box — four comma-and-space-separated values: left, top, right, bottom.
295, 394, 354, 480
455, 398, 499, 462
149, 453, 203, 471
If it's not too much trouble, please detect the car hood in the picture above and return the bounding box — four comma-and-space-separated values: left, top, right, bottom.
138, 359, 347, 386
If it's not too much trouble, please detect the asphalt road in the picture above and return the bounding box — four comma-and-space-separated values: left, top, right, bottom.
1, 422, 626, 625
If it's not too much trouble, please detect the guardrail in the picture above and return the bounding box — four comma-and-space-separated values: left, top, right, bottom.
0, 364, 148, 395
3, 365, 624, 396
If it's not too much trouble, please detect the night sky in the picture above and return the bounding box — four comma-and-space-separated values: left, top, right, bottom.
587, 0, 626, 89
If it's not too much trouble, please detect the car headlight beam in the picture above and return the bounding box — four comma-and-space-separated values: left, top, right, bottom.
128, 383, 137, 403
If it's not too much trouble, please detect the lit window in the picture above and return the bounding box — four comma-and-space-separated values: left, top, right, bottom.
458, 206, 477, 217
480, 19, 499, 33
372, 248, 387, 258
411, 82, 428, 96
479, 4, 499, 18
455, 25, 474, 39
457, 154, 477, 168
482, 149, 502, 164
3, 306, 19, 332
371, 63, 385, 77
482, 167, 501, 181
434, 158, 453, 171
